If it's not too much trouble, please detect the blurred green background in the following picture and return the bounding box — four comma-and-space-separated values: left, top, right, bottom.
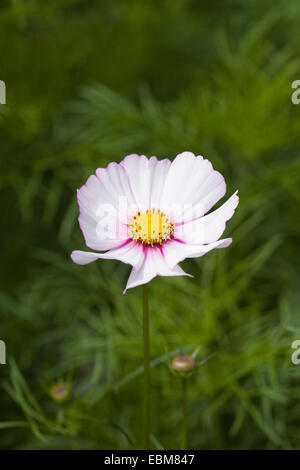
1, 0, 300, 450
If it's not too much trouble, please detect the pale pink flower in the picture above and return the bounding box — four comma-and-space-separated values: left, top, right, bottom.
71, 152, 239, 293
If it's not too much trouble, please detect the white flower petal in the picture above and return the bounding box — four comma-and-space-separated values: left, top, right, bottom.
120, 154, 171, 210
148, 157, 171, 208
175, 191, 239, 244
71, 241, 144, 269
71, 250, 101, 265
78, 207, 128, 252
160, 151, 226, 223
162, 238, 233, 269
95, 162, 136, 217
123, 246, 192, 293
77, 163, 136, 251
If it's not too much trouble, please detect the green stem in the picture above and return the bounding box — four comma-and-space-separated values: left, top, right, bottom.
181, 378, 188, 450
142, 284, 150, 449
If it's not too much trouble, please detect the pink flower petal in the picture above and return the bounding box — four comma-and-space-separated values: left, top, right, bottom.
77, 163, 136, 251
71, 240, 144, 269
123, 246, 192, 293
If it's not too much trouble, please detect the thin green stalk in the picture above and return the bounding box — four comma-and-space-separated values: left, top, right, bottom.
142, 284, 150, 449
181, 378, 188, 450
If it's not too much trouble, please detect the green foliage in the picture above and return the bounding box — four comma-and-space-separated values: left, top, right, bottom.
1, 0, 300, 449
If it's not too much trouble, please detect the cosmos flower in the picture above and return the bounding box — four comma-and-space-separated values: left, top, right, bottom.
71, 152, 239, 293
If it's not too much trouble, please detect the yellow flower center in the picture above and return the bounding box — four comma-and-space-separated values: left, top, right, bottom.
128, 209, 174, 246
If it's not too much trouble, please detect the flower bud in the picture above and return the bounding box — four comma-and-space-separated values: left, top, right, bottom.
49, 382, 71, 403
170, 354, 196, 376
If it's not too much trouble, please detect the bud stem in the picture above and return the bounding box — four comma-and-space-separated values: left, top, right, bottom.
142, 284, 150, 449
181, 377, 188, 449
